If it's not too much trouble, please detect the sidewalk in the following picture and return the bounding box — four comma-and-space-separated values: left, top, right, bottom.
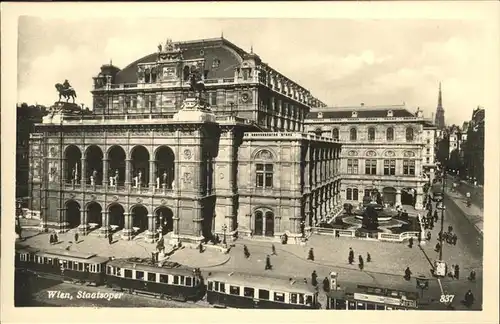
16, 229, 230, 268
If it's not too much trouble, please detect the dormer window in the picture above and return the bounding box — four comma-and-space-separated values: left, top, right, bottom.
318, 112, 323, 118
352, 111, 358, 118
387, 110, 393, 117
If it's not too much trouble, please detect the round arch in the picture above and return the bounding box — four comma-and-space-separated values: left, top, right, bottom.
130, 205, 148, 233
251, 148, 277, 161
108, 203, 125, 230
108, 146, 126, 186
349, 127, 358, 141
65, 200, 81, 228
130, 145, 150, 188
64, 145, 82, 184
155, 146, 175, 189
253, 207, 274, 237
86, 201, 102, 228
155, 206, 174, 235
401, 188, 416, 206
85, 145, 104, 185
382, 187, 397, 206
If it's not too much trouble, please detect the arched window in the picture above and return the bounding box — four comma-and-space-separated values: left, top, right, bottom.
353, 189, 359, 201
332, 128, 339, 140
406, 127, 414, 142
346, 188, 352, 200
368, 127, 375, 141
350, 128, 357, 141
386, 127, 394, 141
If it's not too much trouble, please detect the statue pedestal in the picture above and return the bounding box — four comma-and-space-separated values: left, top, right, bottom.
172, 97, 216, 123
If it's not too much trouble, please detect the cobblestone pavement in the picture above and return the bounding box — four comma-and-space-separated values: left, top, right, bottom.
445, 174, 484, 210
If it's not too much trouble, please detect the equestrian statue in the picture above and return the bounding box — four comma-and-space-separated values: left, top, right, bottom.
55, 79, 77, 103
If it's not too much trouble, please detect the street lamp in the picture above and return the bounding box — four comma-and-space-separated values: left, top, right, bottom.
222, 224, 227, 245
438, 167, 446, 261
300, 221, 305, 237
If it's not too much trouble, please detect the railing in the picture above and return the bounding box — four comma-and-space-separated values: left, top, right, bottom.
62, 183, 175, 195
311, 227, 421, 242
244, 132, 340, 143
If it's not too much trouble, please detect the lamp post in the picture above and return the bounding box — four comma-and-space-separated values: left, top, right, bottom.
438, 168, 446, 261
222, 224, 227, 245
300, 221, 305, 237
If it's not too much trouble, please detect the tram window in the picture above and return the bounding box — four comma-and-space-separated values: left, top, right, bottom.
124, 269, 132, 278
159, 274, 169, 283
376, 305, 385, 310
357, 302, 367, 310
208, 282, 213, 291
335, 299, 347, 310
291, 293, 298, 304
258, 289, 269, 300
107, 266, 112, 275
96, 264, 101, 272
348, 301, 356, 310
229, 286, 240, 296
147, 272, 156, 282
180, 276, 185, 285
185, 277, 192, 286
367, 303, 376, 310
43, 257, 48, 264
173, 275, 179, 285
243, 287, 254, 298
115, 267, 121, 276
73, 262, 78, 271
305, 295, 312, 305
218, 282, 225, 293
299, 294, 304, 304
274, 292, 285, 302
136, 271, 145, 280
68, 261, 73, 269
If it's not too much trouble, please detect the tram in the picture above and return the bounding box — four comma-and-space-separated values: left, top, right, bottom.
106, 257, 204, 301
326, 285, 419, 310
206, 272, 319, 309
15, 247, 109, 286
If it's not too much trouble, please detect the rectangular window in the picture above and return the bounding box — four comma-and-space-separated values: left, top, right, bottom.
136, 271, 144, 280
147, 272, 156, 282
306, 295, 313, 305
173, 275, 179, 285
210, 92, 217, 106
218, 282, 225, 293
299, 294, 305, 304
243, 287, 254, 298
124, 269, 132, 278
258, 289, 270, 300
274, 292, 285, 302
207, 281, 213, 291
384, 160, 396, 175
365, 159, 377, 175
347, 159, 358, 174
68, 261, 73, 269
403, 160, 416, 175
353, 189, 359, 201
180, 276, 185, 285
185, 277, 192, 286
229, 285, 240, 295
291, 293, 298, 304
213, 281, 219, 291
159, 274, 168, 283
256, 163, 273, 189
364, 189, 371, 197
346, 188, 352, 200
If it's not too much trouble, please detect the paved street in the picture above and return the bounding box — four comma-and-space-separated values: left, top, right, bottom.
446, 174, 484, 210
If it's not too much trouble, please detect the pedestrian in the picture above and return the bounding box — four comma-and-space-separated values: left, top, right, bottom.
433, 210, 438, 222
452, 233, 458, 245
49, 234, 54, 245
468, 270, 476, 281
54, 233, 59, 243
322, 277, 330, 292
435, 242, 441, 252
408, 237, 414, 248
454, 264, 460, 279
307, 248, 314, 261
430, 221, 434, 230
74, 232, 79, 244
243, 245, 250, 258
271, 244, 277, 255
448, 225, 453, 233
265, 255, 272, 270
464, 290, 474, 307
151, 252, 156, 263
366, 252, 371, 262
404, 267, 412, 280
199, 242, 204, 253
108, 232, 113, 245
358, 255, 364, 270
448, 264, 455, 278
348, 247, 354, 265
426, 231, 431, 241
311, 270, 318, 286
438, 231, 443, 241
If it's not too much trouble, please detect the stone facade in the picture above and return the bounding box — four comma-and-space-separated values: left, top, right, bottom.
28, 37, 338, 244
305, 105, 429, 210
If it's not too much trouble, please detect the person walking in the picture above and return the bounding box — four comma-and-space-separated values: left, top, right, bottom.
435, 242, 441, 252
311, 270, 318, 286
433, 210, 438, 222
307, 248, 315, 261
74, 232, 79, 244
49, 234, 54, 245
348, 247, 354, 265
322, 277, 330, 292
408, 237, 414, 248
464, 290, 474, 308
199, 242, 204, 253
404, 267, 412, 281
454, 264, 460, 279
54, 233, 59, 244
243, 245, 250, 258
271, 244, 277, 256
108, 232, 113, 245
452, 233, 458, 245
265, 255, 272, 270
366, 252, 371, 262
358, 255, 364, 270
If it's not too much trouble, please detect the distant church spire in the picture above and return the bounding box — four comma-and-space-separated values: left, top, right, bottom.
435, 82, 446, 129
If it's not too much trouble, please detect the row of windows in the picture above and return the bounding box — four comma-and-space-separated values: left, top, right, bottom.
107, 266, 196, 287
330, 299, 410, 310
207, 281, 313, 305
19, 253, 102, 273
328, 127, 415, 142
346, 159, 415, 176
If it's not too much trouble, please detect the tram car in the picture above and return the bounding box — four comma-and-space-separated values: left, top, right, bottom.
326, 285, 419, 310
206, 272, 319, 309
106, 257, 205, 301
15, 247, 109, 286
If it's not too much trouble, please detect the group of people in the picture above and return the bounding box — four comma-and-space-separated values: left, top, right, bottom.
347, 247, 371, 271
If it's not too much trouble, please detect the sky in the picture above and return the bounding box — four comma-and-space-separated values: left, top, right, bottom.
17, 15, 498, 126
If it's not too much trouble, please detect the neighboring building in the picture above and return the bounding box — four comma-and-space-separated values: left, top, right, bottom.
422, 120, 437, 183
16, 103, 47, 202
28, 37, 341, 244
447, 124, 463, 156
305, 104, 428, 210
462, 107, 485, 185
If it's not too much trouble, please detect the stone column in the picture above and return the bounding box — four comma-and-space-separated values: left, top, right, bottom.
103, 159, 109, 190
125, 159, 131, 189
78, 209, 89, 235
149, 160, 156, 191
396, 190, 402, 206
122, 212, 133, 240
304, 143, 310, 192
80, 158, 86, 190
246, 213, 252, 235
61, 158, 67, 185
100, 211, 110, 237
415, 189, 424, 210
145, 213, 158, 242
